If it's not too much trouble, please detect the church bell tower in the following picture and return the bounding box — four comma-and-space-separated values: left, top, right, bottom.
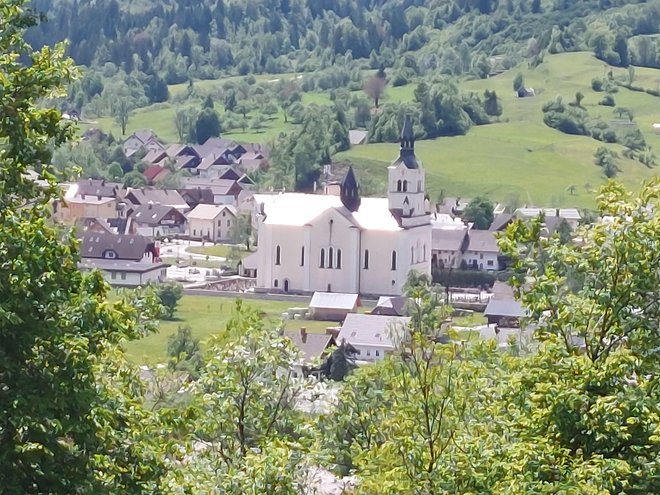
388, 116, 429, 228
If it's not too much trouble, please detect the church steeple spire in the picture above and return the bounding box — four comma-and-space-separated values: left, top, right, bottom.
340, 166, 361, 212
398, 115, 418, 169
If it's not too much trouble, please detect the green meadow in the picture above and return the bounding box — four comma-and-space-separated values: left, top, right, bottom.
83, 52, 659, 207
341, 52, 660, 207
124, 294, 341, 364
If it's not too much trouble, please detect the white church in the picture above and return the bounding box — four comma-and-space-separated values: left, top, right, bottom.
254, 117, 432, 296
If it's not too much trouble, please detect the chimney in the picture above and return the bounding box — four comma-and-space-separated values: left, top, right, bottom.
300, 327, 307, 344
97, 195, 101, 201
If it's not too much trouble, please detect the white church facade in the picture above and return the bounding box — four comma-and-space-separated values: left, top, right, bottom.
254, 117, 432, 296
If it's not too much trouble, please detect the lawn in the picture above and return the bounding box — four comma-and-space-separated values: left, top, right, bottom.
124, 294, 340, 364
186, 244, 251, 259
340, 52, 660, 208
81, 71, 335, 145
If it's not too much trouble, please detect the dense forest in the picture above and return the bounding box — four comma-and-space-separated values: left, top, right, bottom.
26, 0, 660, 106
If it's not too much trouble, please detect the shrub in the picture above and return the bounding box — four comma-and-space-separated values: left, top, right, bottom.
432, 269, 496, 289
591, 78, 603, 91
599, 94, 615, 106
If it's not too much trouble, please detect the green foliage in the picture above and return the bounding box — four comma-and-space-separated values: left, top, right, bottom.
463, 196, 495, 229
156, 282, 183, 320
542, 96, 589, 135
513, 72, 525, 92
194, 107, 221, 144
594, 146, 620, 178
0, 3, 167, 490
432, 268, 496, 288
167, 325, 203, 378
266, 104, 349, 190
168, 300, 315, 492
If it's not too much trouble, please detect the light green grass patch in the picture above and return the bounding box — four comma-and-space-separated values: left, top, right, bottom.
125, 295, 338, 364
341, 52, 659, 207
186, 244, 251, 259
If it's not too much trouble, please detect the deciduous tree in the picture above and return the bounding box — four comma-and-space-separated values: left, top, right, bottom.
0, 3, 166, 491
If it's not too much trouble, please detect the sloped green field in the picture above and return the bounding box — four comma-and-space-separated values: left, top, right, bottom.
341, 52, 659, 207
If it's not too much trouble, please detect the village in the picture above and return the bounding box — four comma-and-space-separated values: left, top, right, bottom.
47, 117, 591, 368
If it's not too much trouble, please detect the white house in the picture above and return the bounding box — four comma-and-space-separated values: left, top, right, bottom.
514, 207, 581, 230
337, 313, 411, 362
462, 230, 501, 271
78, 259, 169, 287
186, 204, 237, 242
255, 117, 432, 296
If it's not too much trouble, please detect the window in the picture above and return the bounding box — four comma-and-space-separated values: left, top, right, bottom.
193, 229, 196, 235
375, 350, 380, 357
111, 271, 117, 280
227, 220, 231, 227
336, 249, 342, 269
402, 180, 408, 192
300, 246, 305, 266
120, 272, 126, 280
423, 244, 427, 261
217, 220, 222, 227
320, 248, 325, 268
275, 245, 281, 265
487, 260, 494, 266
366, 350, 371, 356
328, 247, 334, 268
396, 180, 402, 192
363, 249, 369, 269
391, 250, 397, 270
480, 253, 484, 259
274, 279, 279, 288
411, 246, 415, 263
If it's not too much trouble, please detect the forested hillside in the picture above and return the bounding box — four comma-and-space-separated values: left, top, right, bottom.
27, 0, 660, 97
27, 0, 660, 205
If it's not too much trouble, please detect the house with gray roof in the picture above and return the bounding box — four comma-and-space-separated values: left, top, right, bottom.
78, 259, 169, 287
130, 203, 187, 238
283, 327, 337, 378
80, 232, 157, 262
431, 228, 468, 269
337, 313, 410, 361
122, 130, 164, 158
309, 292, 361, 321
371, 296, 407, 316
463, 230, 501, 271
124, 187, 189, 211
186, 204, 237, 242
484, 298, 529, 326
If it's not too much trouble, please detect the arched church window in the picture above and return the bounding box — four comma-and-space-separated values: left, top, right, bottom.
403, 180, 408, 192
300, 246, 305, 266
275, 245, 281, 265
328, 247, 334, 268
391, 250, 397, 271
336, 249, 342, 269
363, 250, 369, 269
397, 180, 402, 192
320, 248, 325, 268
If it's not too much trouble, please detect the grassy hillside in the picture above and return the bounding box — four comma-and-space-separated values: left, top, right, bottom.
83, 78, 331, 143
83, 52, 658, 207
340, 52, 660, 208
